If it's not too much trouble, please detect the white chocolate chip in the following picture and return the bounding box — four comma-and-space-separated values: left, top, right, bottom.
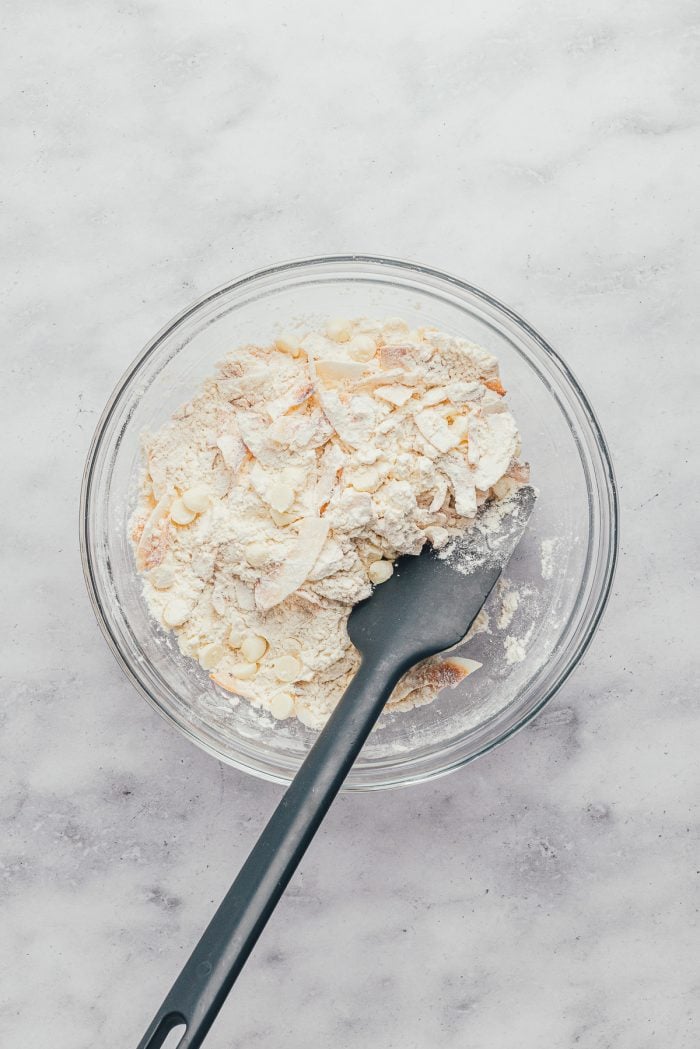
241, 634, 268, 662
348, 334, 377, 362
355, 445, 381, 465
270, 694, 295, 720
149, 566, 174, 590
347, 467, 382, 493
272, 654, 302, 682
275, 333, 301, 357
170, 498, 197, 525
362, 543, 384, 563
198, 642, 226, 669
229, 661, 258, 680
326, 318, 351, 343
162, 598, 192, 627
368, 560, 394, 585
182, 486, 211, 513
424, 526, 450, 549
268, 481, 295, 513
245, 541, 272, 568
296, 706, 318, 728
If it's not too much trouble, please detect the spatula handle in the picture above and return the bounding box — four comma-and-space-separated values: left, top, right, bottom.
136, 654, 403, 1049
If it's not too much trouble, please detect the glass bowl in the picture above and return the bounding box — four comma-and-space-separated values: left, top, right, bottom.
80, 256, 618, 791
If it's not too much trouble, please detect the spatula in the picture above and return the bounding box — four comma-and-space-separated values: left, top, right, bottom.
137, 485, 536, 1049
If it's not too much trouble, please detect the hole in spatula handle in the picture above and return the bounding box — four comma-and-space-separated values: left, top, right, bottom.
141, 1014, 187, 1049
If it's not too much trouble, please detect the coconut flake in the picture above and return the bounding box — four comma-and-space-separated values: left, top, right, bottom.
471, 412, 519, 490
266, 383, 315, 420
440, 454, 478, 518
216, 432, 247, 473
135, 494, 172, 570
315, 443, 345, 511
316, 387, 378, 448
237, 411, 279, 465
379, 344, 417, 369
255, 517, 331, 610
437, 656, 482, 681
374, 384, 413, 407
428, 475, 449, 513
415, 409, 460, 454
315, 359, 368, 383
446, 381, 483, 403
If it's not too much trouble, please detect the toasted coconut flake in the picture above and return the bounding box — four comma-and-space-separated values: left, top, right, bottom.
315, 443, 345, 512
428, 475, 449, 513
349, 367, 406, 390
216, 432, 246, 469
266, 383, 315, 420
295, 588, 323, 606
216, 378, 245, 401
443, 656, 483, 676
131, 516, 146, 545
255, 517, 330, 610
315, 359, 367, 384
483, 377, 506, 396
269, 408, 333, 450
135, 494, 172, 570
421, 387, 449, 407
210, 670, 257, 700
446, 381, 483, 403
505, 460, 530, 483
315, 387, 378, 448
424, 656, 482, 689
471, 412, 519, 490
374, 384, 413, 407
440, 454, 478, 518
237, 411, 278, 465
415, 409, 462, 454
379, 344, 415, 369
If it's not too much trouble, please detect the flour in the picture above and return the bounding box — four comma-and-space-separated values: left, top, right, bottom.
497, 585, 521, 630
436, 479, 530, 576
540, 538, 555, 580
504, 635, 527, 664
130, 318, 527, 729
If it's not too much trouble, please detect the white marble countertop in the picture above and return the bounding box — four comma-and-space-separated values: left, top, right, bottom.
3, 2, 698, 1046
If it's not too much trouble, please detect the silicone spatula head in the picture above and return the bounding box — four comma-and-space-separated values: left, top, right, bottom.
347, 485, 537, 673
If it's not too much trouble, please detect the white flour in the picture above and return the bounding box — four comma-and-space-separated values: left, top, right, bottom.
130, 318, 527, 729
504, 634, 527, 665
541, 538, 556, 580
497, 584, 521, 630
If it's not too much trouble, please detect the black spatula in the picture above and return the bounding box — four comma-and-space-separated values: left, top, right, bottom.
137, 485, 536, 1049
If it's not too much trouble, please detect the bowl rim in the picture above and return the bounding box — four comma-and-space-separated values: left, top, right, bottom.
80, 254, 619, 791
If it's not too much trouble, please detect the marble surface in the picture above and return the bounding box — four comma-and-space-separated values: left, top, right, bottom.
3, 1, 699, 1046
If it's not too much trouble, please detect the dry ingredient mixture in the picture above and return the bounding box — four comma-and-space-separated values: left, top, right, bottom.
130, 318, 529, 729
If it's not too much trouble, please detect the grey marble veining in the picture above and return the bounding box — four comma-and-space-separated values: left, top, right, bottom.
2, 2, 699, 1047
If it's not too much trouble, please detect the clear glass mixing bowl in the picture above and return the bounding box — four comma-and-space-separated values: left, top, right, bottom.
80, 256, 618, 790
